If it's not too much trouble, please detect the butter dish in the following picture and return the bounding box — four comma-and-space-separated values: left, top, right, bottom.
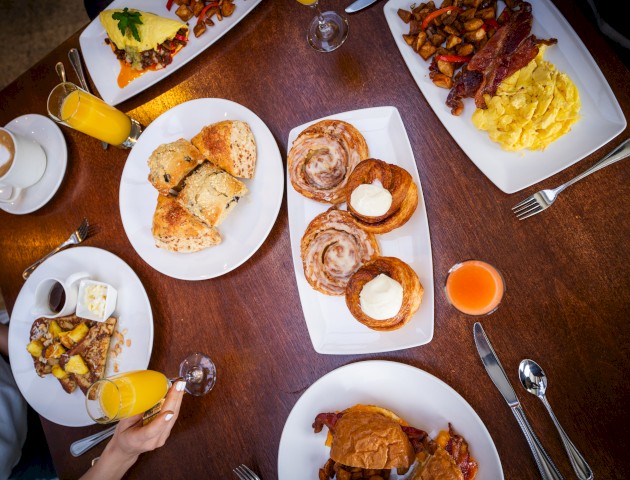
76, 279, 117, 322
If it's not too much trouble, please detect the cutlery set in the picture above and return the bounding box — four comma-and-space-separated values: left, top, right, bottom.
474, 323, 593, 480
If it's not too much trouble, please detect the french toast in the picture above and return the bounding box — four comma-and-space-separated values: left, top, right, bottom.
27, 314, 117, 395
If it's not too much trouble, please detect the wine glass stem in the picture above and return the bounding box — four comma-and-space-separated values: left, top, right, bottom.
311, 2, 331, 34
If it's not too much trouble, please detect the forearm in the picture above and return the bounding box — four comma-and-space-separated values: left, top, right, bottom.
0, 324, 8, 357
79, 440, 139, 480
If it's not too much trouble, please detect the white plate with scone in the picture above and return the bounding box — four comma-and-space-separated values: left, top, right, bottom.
119, 98, 283, 280
286, 106, 434, 354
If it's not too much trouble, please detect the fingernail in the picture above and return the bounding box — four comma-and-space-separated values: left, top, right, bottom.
176, 381, 186, 392
165, 413, 174, 422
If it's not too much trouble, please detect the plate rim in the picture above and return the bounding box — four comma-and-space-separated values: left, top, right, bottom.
7, 246, 154, 427
277, 359, 504, 479
285, 105, 435, 354
119, 97, 284, 281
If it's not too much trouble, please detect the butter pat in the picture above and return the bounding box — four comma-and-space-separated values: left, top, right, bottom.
350, 182, 392, 217
76, 280, 117, 322
359, 274, 403, 320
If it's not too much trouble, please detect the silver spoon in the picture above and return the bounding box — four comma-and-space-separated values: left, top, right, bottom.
55, 62, 66, 83
519, 359, 593, 480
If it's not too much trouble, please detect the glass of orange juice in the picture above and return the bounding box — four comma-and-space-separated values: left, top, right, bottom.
86, 352, 216, 424
47, 82, 142, 149
444, 260, 505, 316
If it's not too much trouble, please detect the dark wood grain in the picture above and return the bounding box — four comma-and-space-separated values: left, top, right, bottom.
1, 1, 629, 479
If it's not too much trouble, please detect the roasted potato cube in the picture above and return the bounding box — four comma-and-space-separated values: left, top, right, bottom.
193, 22, 206, 37
443, 24, 460, 35
456, 43, 474, 56
437, 59, 455, 77
191, 0, 204, 16
44, 342, 66, 359
430, 33, 446, 46
464, 18, 484, 31
458, 8, 476, 21
463, 0, 483, 7
336, 470, 351, 480
419, 42, 437, 60
465, 27, 486, 42
398, 8, 412, 23
414, 31, 427, 52
221, 1, 235, 17
51, 364, 68, 379
409, 19, 422, 35
64, 355, 89, 375
403, 33, 415, 45
446, 34, 463, 49
431, 72, 453, 88
48, 320, 62, 338
175, 4, 194, 21
26, 340, 44, 358
475, 7, 496, 19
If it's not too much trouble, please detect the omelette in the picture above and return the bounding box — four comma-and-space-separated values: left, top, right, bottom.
99, 9, 188, 87
472, 46, 581, 152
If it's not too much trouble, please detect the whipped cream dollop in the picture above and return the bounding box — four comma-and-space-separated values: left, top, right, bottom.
350, 181, 392, 217
359, 273, 403, 320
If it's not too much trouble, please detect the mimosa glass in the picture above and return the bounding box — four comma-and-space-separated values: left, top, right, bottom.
297, 0, 349, 52
444, 260, 505, 316
86, 352, 216, 424
47, 82, 142, 149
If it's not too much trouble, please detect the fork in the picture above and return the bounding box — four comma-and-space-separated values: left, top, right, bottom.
233, 464, 261, 480
23, 218, 91, 280
513, 138, 630, 220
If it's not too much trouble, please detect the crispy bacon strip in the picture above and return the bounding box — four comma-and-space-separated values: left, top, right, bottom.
444, 423, 479, 480
313, 412, 344, 434
401, 425, 434, 454
446, 1, 557, 115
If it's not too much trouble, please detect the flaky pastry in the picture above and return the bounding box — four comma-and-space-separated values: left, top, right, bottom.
301, 207, 380, 296
345, 256, 423, 331
288, 120, 369, 204
346, 159, 418, 233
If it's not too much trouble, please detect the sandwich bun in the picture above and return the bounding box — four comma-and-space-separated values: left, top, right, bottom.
329, 409, 415, 470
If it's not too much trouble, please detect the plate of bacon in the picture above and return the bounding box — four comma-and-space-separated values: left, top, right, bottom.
384, 0, 626, 193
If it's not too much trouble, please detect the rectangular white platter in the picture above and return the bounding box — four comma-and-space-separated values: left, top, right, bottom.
383, 0, 626, 193
79, 0, 263, 106
286, 106, 434, 355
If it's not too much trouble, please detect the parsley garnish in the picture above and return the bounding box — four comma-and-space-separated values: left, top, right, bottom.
112, 8, 143, 42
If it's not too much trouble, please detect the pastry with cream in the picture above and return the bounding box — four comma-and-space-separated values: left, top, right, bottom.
288, 120, 369, 204
301, 207, 380, 295
345, 256, 422, 331
346, 159, 418, 234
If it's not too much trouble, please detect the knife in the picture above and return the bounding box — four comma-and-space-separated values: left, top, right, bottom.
473, 322, 565, 480
345, 0, 380, 14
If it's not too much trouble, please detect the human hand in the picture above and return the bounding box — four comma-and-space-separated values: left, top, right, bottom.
80, 380, 186, 480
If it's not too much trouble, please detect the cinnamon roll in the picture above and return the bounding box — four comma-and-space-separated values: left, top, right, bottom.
345, 256, 423, 331
346, 159, 418, 234
301, 207, 380, 296
288, 120, 369, 204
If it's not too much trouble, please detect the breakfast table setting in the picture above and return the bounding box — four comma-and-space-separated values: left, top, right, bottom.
0, 0, 629, 478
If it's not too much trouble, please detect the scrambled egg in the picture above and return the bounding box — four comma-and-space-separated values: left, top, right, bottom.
472, 46, 581, 151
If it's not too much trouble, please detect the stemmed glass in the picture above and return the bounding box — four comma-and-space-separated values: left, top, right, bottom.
86, 352, 216, 424
296, 0, 349, 52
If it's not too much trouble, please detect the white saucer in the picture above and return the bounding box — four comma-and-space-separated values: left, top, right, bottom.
0, 114, 67, 215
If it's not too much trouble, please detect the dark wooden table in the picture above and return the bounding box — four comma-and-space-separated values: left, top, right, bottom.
1, 1, 629, 479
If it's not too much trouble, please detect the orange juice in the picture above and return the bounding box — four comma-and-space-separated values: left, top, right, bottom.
60, 89, 131, 145
296, 0, 318, 4
445, 260, 505, 315
100, 370, 169, 420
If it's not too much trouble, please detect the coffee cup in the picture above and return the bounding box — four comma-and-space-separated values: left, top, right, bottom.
0, 127, 47, 203
31, 272, 90, 318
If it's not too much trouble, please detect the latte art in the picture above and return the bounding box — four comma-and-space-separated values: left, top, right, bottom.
0, 130, 15, 178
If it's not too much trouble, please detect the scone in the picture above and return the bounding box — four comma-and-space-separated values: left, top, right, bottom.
176, 161, 248, 227
152, 195, 221, 252
147, 138, 206, 195
191, 120, 257, 178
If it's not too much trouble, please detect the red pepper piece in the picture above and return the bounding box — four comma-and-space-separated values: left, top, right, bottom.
421, 6, 462, 30
484, 18, 500, 30
166, 0, 174, 11
175, 33, 188, 42
435, 54, 472, 63
197, 1, 221, 25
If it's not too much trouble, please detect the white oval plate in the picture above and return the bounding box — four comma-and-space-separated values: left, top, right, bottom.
8, 247, 153, 427
119, 98, 283, 281
278, 360, 503, 479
